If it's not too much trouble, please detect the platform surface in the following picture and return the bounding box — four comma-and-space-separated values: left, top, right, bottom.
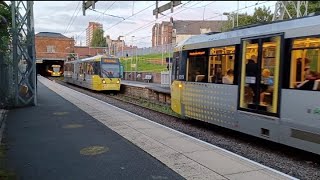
4, 80, 183, 180
5, 76, 298, 180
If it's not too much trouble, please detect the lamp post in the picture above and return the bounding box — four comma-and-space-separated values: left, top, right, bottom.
131, 36, 135, 80
119, 36, 124, 58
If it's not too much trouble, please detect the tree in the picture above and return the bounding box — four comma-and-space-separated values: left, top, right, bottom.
0, 3, 11, 52
91, 28, 107, 47
283, 1, 320, 19
251, 6, 273, 24
221, 5, 273, 32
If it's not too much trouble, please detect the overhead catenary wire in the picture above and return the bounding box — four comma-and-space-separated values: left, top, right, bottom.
130, 1, 272, 47
64, 1, 81, 34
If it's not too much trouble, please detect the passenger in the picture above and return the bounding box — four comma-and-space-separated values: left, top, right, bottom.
222, 69, 234, 84
245, 55, 258, 103
213, 68, 223, 83
297, 71, 320, 90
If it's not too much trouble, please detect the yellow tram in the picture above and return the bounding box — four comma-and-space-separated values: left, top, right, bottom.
49, 65, 62, 77
64, 55, 121, 91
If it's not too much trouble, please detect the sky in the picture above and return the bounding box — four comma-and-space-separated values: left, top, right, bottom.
29, 1, 277, 47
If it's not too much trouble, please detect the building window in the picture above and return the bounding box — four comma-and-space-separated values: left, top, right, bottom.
47, 45, 56, 53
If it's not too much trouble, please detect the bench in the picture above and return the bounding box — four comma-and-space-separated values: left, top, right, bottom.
143, 75, 152, 83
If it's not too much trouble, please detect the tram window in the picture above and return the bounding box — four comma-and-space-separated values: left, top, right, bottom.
187, 51, 207, 82
290, 37, 320, 91
209, 46, 235, 84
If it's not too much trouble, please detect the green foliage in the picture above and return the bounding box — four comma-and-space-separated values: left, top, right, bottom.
251, 6, 273, 23
284, 1, 320, 19
0, 3, 11, 52
222, 5, 274, 32
90, 28, 107, 47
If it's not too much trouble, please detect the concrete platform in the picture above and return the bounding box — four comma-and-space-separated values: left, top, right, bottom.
37, 76, 298, 180
4, 79, 183, 180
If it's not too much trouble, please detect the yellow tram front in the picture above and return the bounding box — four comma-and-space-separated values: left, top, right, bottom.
94, 57, 121, 91
51, 65, 61, 77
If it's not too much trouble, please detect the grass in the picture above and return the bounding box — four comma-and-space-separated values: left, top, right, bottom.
120, 53, 171, 73
0, 144, 16, 180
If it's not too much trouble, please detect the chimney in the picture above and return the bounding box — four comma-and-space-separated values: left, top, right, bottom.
170, 17, 173, 24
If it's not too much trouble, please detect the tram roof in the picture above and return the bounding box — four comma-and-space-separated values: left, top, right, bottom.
175, 14, 320, 51
66, 54, 119, 63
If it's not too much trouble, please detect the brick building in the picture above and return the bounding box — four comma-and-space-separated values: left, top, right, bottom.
106, 35, 137, 56
35, 32, 75, 76
35, 32, 75, 61
152, 18, 226, 47
86, 22, 103, 46
73, 46, 107, 59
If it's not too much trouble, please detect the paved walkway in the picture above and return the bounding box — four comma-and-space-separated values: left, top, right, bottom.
4, 81, 183, 180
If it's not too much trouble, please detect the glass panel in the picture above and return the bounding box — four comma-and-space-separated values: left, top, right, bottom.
291, 48, 320, 90
101, 64, 120, 78
209, 46, 235, 84
240, 40, 259, 109
240, 36, 281, 114
290, 50, 305, 88
260, 36, 281, 113
187, 55, 207, 82
293, 37, 320, 49
53, 67, 60, 72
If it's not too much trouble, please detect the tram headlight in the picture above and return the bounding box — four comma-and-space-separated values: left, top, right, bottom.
179, 84, 182, 88
116, 80, 120, 84
102, 80, 106, 84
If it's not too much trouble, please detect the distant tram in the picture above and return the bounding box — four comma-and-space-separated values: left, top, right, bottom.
48, 65, 62, 77
171, 15, 320, 155
64, 55, 121, 91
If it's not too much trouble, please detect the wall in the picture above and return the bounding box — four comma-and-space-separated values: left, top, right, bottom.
123, 71, 162, 84
175, 34, 194, 45
35, 36, 74, 60
74, 46, 106, 59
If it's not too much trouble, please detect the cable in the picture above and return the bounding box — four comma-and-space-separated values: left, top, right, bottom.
76, 1, 116, 44
123, 1, 197, 37
88, 8, 125, 20
171, 1, 270, 33
104, 2, 156, 31
129, 1, 272, 47
64, 2, 81, 34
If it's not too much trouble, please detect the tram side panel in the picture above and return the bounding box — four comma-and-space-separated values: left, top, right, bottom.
279, 89, 320, 155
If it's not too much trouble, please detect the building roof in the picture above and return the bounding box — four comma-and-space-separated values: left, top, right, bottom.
35, 32, 70, 39
173, 20, 226, 35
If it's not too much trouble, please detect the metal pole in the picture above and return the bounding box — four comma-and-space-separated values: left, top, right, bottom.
232, 16, 234, 28
237, 0, 239, 27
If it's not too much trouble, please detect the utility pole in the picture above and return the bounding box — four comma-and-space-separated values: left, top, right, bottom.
236, 0, 239, 27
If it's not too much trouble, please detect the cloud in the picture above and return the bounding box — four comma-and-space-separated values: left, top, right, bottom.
33, 1, 277, 47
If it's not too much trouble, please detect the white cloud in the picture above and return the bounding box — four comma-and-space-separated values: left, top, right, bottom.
33, 1, 277, 47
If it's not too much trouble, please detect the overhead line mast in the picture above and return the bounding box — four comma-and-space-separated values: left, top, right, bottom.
82, 1, 98, 16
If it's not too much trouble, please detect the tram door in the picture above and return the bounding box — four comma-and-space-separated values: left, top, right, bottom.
239, 35, 282, 116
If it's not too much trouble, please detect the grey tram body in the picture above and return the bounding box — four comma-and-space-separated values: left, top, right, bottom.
174, 15, 320, 155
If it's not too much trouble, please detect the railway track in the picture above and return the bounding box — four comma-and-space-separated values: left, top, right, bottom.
47, 76, 320, 180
